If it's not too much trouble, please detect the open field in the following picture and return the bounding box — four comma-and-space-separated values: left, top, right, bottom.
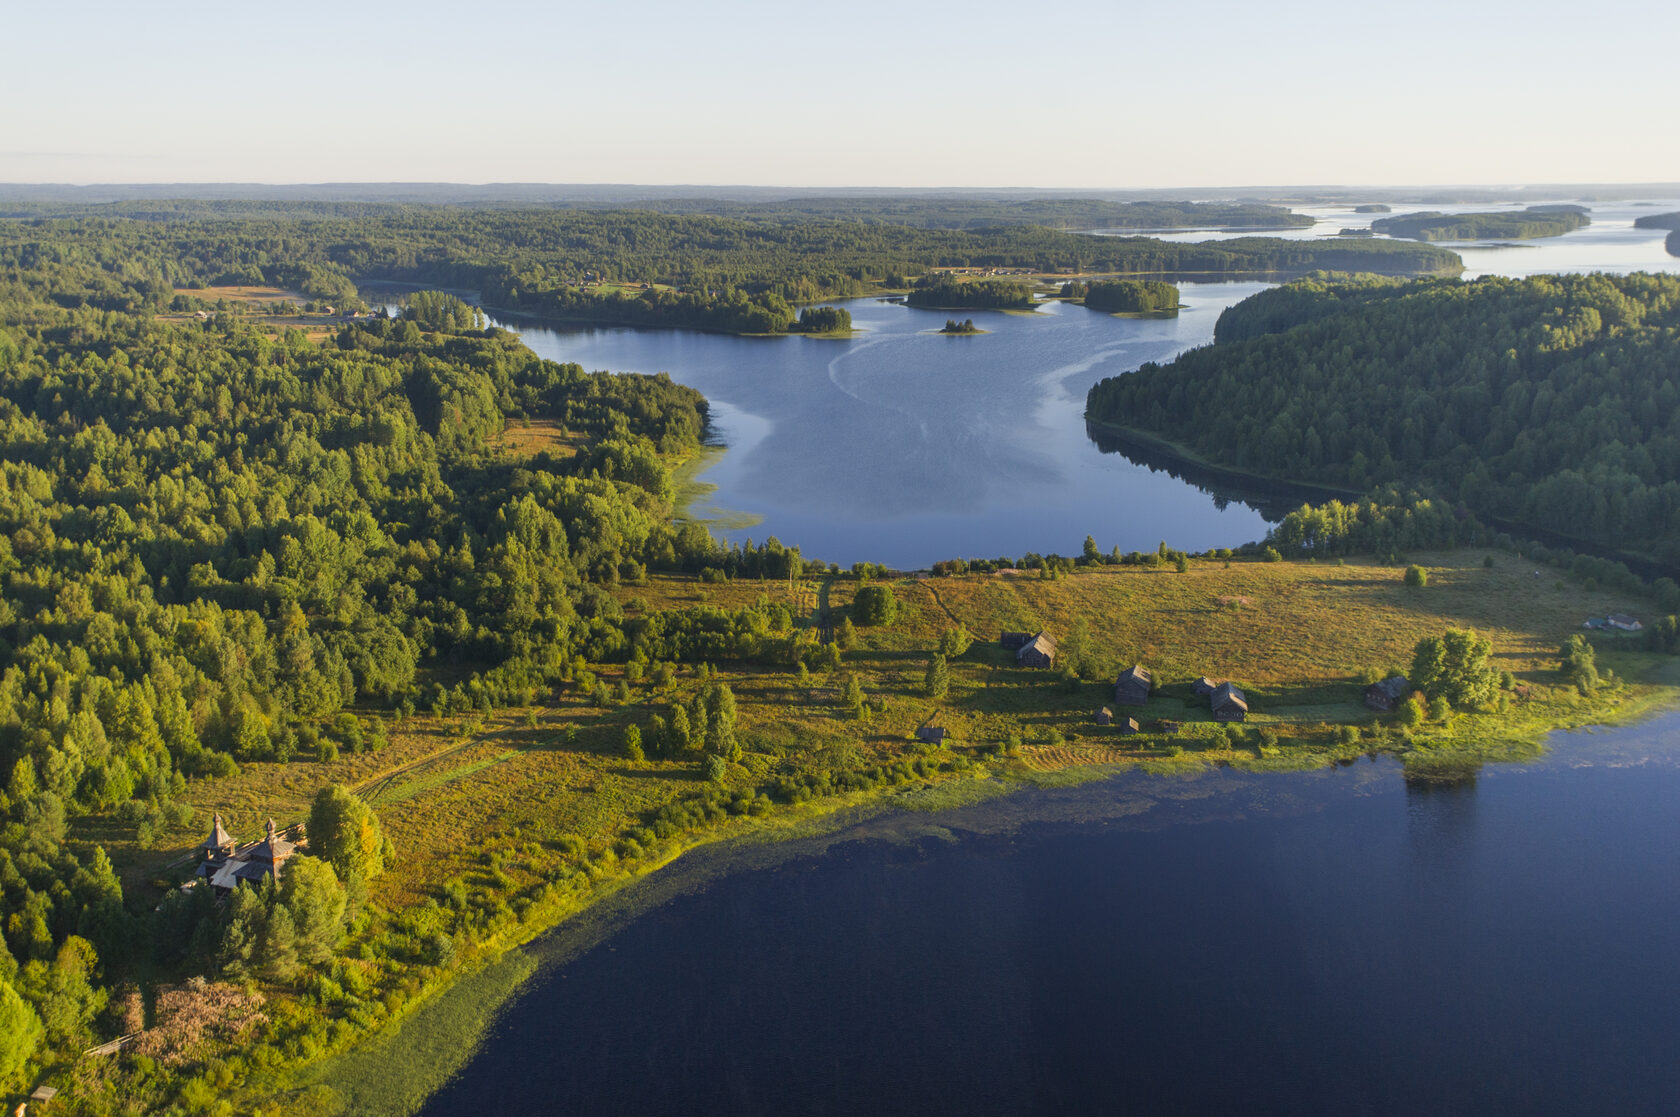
170, 285, 307, 305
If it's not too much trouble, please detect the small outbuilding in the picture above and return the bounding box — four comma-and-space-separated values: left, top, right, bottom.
1363, 676, 1410, 712
1608, 614, 1644, 632
1016, 631, 1057, 669
916, 726, 947, 744
1000, 631, 1032, 650
1116, 716, 1140, 735
1210, 682, 1248, 722
1114, 664, 1153, 706
1095, 707, 1114, 726
1191, 676, 1220, 697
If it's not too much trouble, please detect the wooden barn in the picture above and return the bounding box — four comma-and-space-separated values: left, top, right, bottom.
916, 726, 947, 744
1016, 631, 1057, 669
1095, 707, 1113, 725
1192, 676, 1220, 697
1114, 664, 1153, 706
1363, 676, 1410, 712
1210, 682, 1248, 722
999, 631, 1032, 650
1116, 716, 1140, 734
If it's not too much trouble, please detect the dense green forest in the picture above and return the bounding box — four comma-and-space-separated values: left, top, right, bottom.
1064, 279, 1180, 313
1631, 211, 1680, 231
0, 204, 1460, 334
617, 197, 1318, 230
1086, 272, 1680, 564
904, 277, 1035, 310
0, 245, 840, 1093
1371, 206, 1590, 241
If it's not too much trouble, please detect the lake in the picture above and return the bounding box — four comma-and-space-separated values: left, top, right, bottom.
488, 195, 1680, 568
420, 714, 1680, 1116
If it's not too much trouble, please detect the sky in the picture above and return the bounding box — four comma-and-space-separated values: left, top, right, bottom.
3, 0, 1677, 188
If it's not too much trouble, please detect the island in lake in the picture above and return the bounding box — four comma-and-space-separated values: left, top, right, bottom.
1061, 278, 1181, 315
1354, 203, 1392, 213
904, 276, 1036, 310
1372, 204, 1590, 241
939, 318, 983, 334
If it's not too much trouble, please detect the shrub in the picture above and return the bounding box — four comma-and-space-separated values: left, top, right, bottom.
1404, 564, 1428, 588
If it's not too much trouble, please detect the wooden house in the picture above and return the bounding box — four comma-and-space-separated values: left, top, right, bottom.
1116, 716, 1140, 734
1016, 631, 1056, 669
1191, 676, 1220, 697
1363, 676, 1410, 712
1095, 707, 1113, 726
1000, 631, 1032, 650
916, 726, 947, 744
1114, 664, 1153, 706
1608, 614, 1644, 631
1210, 682, 1248, 722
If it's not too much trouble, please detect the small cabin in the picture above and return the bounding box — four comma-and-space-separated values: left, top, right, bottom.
1608, 613, 1643, 632
916, 726, 947, 744
1114, 665, 1153, 706
1210, 682, 1248, 722
1116, 716, 1140, 735
1095, 707, 1113, 726
1364, 676, 1410, 712
1191, 676, 1220, 698
1017, 631, 1056, 669
1000, 631, 1032, 650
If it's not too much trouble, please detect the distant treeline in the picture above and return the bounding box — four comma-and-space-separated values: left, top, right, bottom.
1086, 272, 1680, 564
1354, 204, 1392, 213
1063, 279, 1180, 313
0, 204, 1463, 333
593, 197, 1319, 231
905, 278, 1035, 310
1632, 211, 1680, 231
1668, 230, 1680, 259
1372, 206, 1590, 241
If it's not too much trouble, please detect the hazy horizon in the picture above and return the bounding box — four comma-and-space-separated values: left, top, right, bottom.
4, 0, 1675, 188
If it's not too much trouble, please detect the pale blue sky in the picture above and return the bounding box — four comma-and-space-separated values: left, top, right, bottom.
2, 0, 1675, 186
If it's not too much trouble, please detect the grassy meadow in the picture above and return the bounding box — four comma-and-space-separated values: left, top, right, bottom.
95, 549, 1677, 1115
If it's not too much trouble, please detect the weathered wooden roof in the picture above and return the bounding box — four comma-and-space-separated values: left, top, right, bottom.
1116, 664, 1152, 687
1367, 676, 1410, 701
1211, 682, 1248, 711
1018, 631, 1056, 660
200, 812, 235, 851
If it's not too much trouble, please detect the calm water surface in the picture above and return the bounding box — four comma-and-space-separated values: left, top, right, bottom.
489, 195, 1680, 567
420, 714, 1680, 1116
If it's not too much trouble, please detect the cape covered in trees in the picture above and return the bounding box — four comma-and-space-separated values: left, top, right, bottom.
1085, 272, 1680, 564
1371, 206, 1590, 241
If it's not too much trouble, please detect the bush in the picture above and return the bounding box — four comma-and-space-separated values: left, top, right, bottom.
852, 584, 898, 626
1404, 564, 1428, 588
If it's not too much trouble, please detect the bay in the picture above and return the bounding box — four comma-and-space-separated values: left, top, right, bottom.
419, 714, 1680, 1116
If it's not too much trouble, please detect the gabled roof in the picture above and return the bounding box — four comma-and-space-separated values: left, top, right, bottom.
1018, 631, 1056, 660
1116, 664, 1152, 687
1211, 682, 1248, 710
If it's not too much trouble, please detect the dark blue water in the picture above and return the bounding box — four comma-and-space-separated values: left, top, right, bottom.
420, 717, 1680, 1116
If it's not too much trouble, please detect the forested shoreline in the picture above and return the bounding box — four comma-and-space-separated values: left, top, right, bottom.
1371, 206, 1590, 241
0, 204, 1461, 336
1086, 272, 1680, 566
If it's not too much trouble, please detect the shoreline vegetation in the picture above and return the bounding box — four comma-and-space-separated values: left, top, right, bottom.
264, 542, 1677, 1115
938, 319, 984, 335
1371, 205, 1590, 241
